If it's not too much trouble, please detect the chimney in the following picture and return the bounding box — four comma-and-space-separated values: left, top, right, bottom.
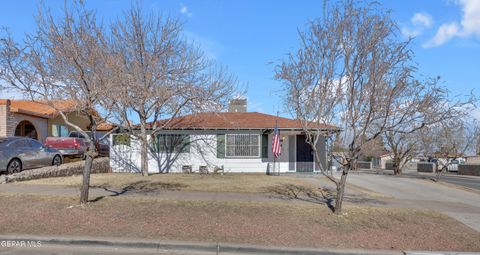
228, 99, 247, 112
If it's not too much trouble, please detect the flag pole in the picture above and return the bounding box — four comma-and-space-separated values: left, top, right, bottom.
272, 111, 281, 176
275, 112, 279, 176
273, 120, 277, 176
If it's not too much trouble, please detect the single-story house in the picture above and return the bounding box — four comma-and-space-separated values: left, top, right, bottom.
0, 99, 114, 142
110, 104, 339, 174
465, 155, 480, 165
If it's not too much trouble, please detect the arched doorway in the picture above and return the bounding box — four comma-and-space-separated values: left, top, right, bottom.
15, 120, 38, 140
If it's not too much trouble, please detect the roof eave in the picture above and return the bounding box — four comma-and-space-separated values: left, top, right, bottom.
142, 127, 340, 132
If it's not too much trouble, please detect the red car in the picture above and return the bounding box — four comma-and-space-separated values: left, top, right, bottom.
45, 131, 109, 158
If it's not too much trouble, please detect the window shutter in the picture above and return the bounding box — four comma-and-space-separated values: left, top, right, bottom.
261, 134, 268, 158
182, 134, 190, 153
217, 134, 225, 158
152, 134, 163, 153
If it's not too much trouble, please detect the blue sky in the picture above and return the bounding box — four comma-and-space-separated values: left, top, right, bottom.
1, 0, 479, 119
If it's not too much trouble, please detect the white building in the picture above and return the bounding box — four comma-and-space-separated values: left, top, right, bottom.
110, 111, 338, 174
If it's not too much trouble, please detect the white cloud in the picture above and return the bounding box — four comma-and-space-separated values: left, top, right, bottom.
423, 0, 480, 48
423, 22, 460, 47
402, 12, 433, 38
180, 4, 192, 17
401, 27, 420, 38
412, 12, 434, 28
184, 31, 225, 60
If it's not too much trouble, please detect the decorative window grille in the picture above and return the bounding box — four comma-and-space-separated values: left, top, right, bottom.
226, 134, 260, 157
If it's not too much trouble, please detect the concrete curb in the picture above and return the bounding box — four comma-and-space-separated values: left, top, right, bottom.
0, 234, 403, 255
404, 252, 480, 255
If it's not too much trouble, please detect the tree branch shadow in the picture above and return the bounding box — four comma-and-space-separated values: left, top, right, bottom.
89, 180, 188, 203
264, 184, 335, 212
264, 183, 387, 212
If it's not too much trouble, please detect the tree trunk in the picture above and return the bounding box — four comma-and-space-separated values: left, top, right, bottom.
140, 120, 149, 176
393, 162, 401, 175
80, 143, 95, 204
80, 126, 96, 204
435, 166, 444, 182
334, 167, 349, 214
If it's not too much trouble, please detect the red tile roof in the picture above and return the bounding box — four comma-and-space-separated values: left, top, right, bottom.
0, 99, 77, 118
150, 112, 338, 130
96, 122, 116, 132
1, 99, 115, 131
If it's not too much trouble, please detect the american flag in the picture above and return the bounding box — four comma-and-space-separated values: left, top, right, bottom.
272, 122, 281, 159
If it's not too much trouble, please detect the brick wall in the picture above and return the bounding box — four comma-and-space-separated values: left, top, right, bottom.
0, 101, 16, 137
0, 104, 7, 137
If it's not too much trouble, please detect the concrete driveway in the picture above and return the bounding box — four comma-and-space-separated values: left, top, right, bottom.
342, 172, 480, 232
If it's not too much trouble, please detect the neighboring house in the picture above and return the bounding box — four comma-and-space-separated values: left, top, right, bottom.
0, 99, 114, 142
465, 155, 480, 165
110, 102, 339, 174
358, 136, 389, 169
378, 152, 394, 169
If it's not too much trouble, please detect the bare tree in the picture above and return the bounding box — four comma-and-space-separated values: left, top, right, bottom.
383, 79, 475, 175
0, 2, 110, 204
419, 119, 480, 181
275, 0, 437, 213
103, 5, 237, 176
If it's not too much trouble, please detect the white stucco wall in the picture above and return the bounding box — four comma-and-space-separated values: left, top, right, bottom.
110, 130, 327, 174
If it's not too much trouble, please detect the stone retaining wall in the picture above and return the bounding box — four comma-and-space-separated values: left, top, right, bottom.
458, 164, 480, 176
0, 157, 111, 184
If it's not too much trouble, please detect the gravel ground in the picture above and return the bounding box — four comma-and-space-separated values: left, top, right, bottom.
0, 193, 479, 252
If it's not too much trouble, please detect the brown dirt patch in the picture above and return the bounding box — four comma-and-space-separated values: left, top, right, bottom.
23, 173, 320, 194
0, 193, 479, 251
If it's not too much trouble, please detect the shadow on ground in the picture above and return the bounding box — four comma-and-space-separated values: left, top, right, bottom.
264, 183, 387, 211
90, 181, 188, 202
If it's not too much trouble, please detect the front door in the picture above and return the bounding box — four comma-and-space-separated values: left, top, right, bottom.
296, 135, 314, 172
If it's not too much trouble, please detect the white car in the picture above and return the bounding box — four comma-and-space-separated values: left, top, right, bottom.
447, 159, 464, 172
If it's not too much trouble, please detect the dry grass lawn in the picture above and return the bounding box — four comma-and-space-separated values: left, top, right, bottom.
24, 173, 324, 194
0, 193, 479, 251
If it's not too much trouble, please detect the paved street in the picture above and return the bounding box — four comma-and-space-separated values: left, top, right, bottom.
403, 172, 480, 191
341, 173, 480, 232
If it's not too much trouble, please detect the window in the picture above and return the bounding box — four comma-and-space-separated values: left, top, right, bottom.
154, 134, 190, 153
9, 139, 28, 148
226, 134, 260, 157
28, 139, 43, 149
113, 133, 131, 146
52, 124, 69, 137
